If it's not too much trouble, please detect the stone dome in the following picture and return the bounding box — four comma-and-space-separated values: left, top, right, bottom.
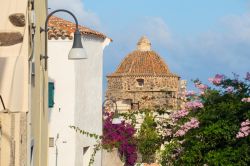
110, 36, 177, 77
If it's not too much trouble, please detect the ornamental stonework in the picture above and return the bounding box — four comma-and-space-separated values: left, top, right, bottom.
106, 36, 184, 111
0, 32, 23, 46
9, 13, 25, 27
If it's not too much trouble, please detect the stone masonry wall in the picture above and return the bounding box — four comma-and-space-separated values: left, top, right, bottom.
106, 76, 179, 109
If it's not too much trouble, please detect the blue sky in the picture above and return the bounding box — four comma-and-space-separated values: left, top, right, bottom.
50, 0, 250, 90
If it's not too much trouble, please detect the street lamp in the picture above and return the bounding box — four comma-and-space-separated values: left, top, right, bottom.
40, 9, 87, 70
102, 99, 122, 125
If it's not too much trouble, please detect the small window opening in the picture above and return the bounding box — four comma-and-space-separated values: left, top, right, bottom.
49, 137, 54, 147
136, 79, 144, 87
83, 146, 90, 155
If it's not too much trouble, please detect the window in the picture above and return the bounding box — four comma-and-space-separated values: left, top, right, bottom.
83, 146, 89, 155
136, 79, 144, 87
30, 139, 34, 165
131, 102, 140, 110
49, 137, 54, 147
83, 146, 91, 165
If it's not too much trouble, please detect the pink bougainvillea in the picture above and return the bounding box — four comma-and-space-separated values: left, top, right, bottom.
208, 74, 225, 85
199, 91, 205, 96
226, 86, 234, 93
195, 83, 208, 92
245, 72, 250, 81
103, 113, 137, 166
171, 109, 189, 122
185, 100, 204, 110
174, 118, 200, 137
185, 91, 196, 97
236, 119, 250, 139
241, 97, 250, 103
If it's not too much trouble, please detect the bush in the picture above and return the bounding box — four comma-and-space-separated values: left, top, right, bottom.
161, 73, 250, 165
137, 111, 161, 163
103, 113, 137, 166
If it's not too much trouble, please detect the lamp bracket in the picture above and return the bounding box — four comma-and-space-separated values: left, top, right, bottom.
40, 27, 45, 33
0, 95, 6, 110
40, 27, 51, 33
40, 54, 49, 60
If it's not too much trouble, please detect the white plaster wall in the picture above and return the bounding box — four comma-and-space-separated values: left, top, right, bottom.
48, 40, 76, 166
48, 37, 110, 166
75, 37, 109, 166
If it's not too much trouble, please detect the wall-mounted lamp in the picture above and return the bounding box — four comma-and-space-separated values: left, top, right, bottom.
40, 9, 87, 70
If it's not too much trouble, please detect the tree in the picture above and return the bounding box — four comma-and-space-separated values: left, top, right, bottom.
137, 111, 161, 163
161, 73, 250, 165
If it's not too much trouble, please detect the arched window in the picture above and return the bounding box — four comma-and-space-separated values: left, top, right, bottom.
136, 79, 144, 87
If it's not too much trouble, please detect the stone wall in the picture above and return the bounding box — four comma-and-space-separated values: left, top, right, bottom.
107, 76, 123, 90
107, 76, 179, 92
106, 75, 179, 109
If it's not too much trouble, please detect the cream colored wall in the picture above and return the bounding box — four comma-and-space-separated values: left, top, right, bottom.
0, 0, 29, 112
102, 149, 124, 166
0, 113, 27, 166
0, 114, 12, 166
116, 100, 132, 111
0, 0, 29, 165
0, 0, 48, 165
29, 0, 48, 166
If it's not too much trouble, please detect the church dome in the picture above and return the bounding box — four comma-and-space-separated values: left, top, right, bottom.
110, 36, 177, 77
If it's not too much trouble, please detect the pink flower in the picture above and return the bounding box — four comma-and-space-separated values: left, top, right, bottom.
171, 109, 189, 122
241, 97, 250, 102
175, 129, 186, 137
208, 74, 225, 85
236, 132, 244, 138
194, 81, 208, 92
195, 83, 208, 91
185, 101, 204, 110
199, 91, 205, 96
241, 119, 250, 126
226, 86, 234, 93
240, 126, 250, 132
208, 78, 214, 83
174, 118, 200, 137
185, 91, 196, 97
245, 72, 250, 81
236, 119, 250, 139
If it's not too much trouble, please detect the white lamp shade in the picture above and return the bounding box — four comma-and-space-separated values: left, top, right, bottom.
68, 48, 87, 59
112, 117, 122, 125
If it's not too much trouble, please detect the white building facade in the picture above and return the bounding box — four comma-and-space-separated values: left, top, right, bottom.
47, 16, 111, 166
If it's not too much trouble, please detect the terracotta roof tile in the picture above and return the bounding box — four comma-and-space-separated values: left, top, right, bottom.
109, 37, 179, 77
48, 16, 109, 40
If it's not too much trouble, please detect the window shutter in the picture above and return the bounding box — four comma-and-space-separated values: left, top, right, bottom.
48, 82, 55, 108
